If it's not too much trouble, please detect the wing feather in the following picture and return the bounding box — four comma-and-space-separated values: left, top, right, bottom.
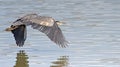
11, 25, 27, 47
18, 14, 55, 27
30, 22, 68, 47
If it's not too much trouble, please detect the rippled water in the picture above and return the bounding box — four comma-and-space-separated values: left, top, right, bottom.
0, 0, 120, 67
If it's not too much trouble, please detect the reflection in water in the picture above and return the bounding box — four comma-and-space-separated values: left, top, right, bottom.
13, 50, 69, 67
50, 56, 69, 67
14, 50, 29, 67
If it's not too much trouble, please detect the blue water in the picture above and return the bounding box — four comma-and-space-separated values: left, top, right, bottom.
0, 0, 120, 67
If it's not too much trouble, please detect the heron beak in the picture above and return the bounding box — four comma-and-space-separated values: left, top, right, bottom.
5, 27, 15, 31
5, 25, 18, 31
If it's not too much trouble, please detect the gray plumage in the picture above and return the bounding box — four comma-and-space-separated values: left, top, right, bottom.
7, 14, 68, 47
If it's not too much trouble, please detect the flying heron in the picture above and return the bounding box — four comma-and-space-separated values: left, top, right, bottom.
5, 14, 68, 47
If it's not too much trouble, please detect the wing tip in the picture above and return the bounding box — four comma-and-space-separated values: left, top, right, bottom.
16, 41, 24, 47
57, 40, 69, 48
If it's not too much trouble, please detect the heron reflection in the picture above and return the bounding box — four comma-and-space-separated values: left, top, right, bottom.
50, 56, 69, 67
14, 50, 29, 67
13, 50, 69, 67
5, 14, 68, 48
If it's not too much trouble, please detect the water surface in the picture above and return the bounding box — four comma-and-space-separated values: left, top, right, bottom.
0, 0, 120, 67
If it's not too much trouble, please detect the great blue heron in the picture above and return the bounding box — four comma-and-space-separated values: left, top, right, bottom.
5, 14, 68, 47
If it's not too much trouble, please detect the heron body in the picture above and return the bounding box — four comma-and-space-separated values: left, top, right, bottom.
6, 14, 68, 47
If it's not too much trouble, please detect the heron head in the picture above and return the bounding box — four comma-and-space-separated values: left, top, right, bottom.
5, 25, 18, 31
56, 21, 65, 25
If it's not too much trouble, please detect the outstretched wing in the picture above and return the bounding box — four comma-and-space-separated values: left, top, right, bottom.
11, 25, 27, 47
32, 22, 68, 47
13, 14, 68, 47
